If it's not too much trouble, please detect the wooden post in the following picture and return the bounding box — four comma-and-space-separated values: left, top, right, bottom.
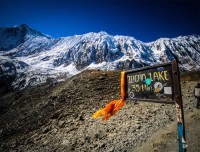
172, 60, 187, 152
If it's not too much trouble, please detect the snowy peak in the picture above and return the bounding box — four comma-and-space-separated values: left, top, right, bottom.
0, 25, 199, 91
0, 24, 51, 51
16, 24, 50, 38
148, 35, 200, 71
8, 24, 49, 38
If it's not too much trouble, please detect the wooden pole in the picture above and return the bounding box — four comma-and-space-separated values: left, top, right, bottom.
172, 60, 187, 152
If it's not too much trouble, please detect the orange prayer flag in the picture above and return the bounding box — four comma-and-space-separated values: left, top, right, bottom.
92, 71, 126, 121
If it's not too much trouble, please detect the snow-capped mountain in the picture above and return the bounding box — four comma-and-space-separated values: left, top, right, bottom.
0, 24, 200, 92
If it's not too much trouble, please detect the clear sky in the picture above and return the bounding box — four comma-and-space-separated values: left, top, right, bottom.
0, 0, 199, 42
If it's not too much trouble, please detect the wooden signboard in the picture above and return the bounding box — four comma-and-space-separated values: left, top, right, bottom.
125, 60, 187, 152
126, 61, 174, 103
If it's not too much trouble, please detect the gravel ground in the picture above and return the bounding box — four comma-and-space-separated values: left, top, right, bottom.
0, 70, 199, 152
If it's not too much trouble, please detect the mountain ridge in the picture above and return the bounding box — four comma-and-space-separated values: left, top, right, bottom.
0, 24, 199, 92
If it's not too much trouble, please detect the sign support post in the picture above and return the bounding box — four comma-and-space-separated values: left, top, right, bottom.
172, 60, 186, 152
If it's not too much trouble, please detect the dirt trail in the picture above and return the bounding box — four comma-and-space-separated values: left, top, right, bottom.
133, 109, 200, 152
0, 70, 199, 152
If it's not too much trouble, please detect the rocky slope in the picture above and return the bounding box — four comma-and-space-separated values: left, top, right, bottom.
0, 70, 199, 151
0, 25, 200, 92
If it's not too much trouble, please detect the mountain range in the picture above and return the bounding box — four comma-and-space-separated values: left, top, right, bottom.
0, 24, 200, 92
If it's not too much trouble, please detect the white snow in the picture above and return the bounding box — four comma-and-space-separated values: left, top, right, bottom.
0, 25, 200, 90
57, 63, 79, 75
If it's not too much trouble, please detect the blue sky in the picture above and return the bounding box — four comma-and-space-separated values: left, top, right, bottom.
0, 0, 199, 42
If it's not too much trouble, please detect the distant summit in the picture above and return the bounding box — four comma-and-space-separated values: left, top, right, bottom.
0, 24, 51, 51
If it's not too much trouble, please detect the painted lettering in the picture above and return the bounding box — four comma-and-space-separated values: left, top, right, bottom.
135, 75, 140, 82
128, 71, 170, 83
140, 74, 146, 82
149, 73, 153, 81
127, 76, 132, 83
153, 72, 159, 81
164, 71, 169, 80
158, 71, 165, 80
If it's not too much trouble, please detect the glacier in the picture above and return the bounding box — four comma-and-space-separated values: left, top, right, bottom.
0, 24, 200, 92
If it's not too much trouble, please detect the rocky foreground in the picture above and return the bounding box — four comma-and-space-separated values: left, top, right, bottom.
0, 70, 200, 152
